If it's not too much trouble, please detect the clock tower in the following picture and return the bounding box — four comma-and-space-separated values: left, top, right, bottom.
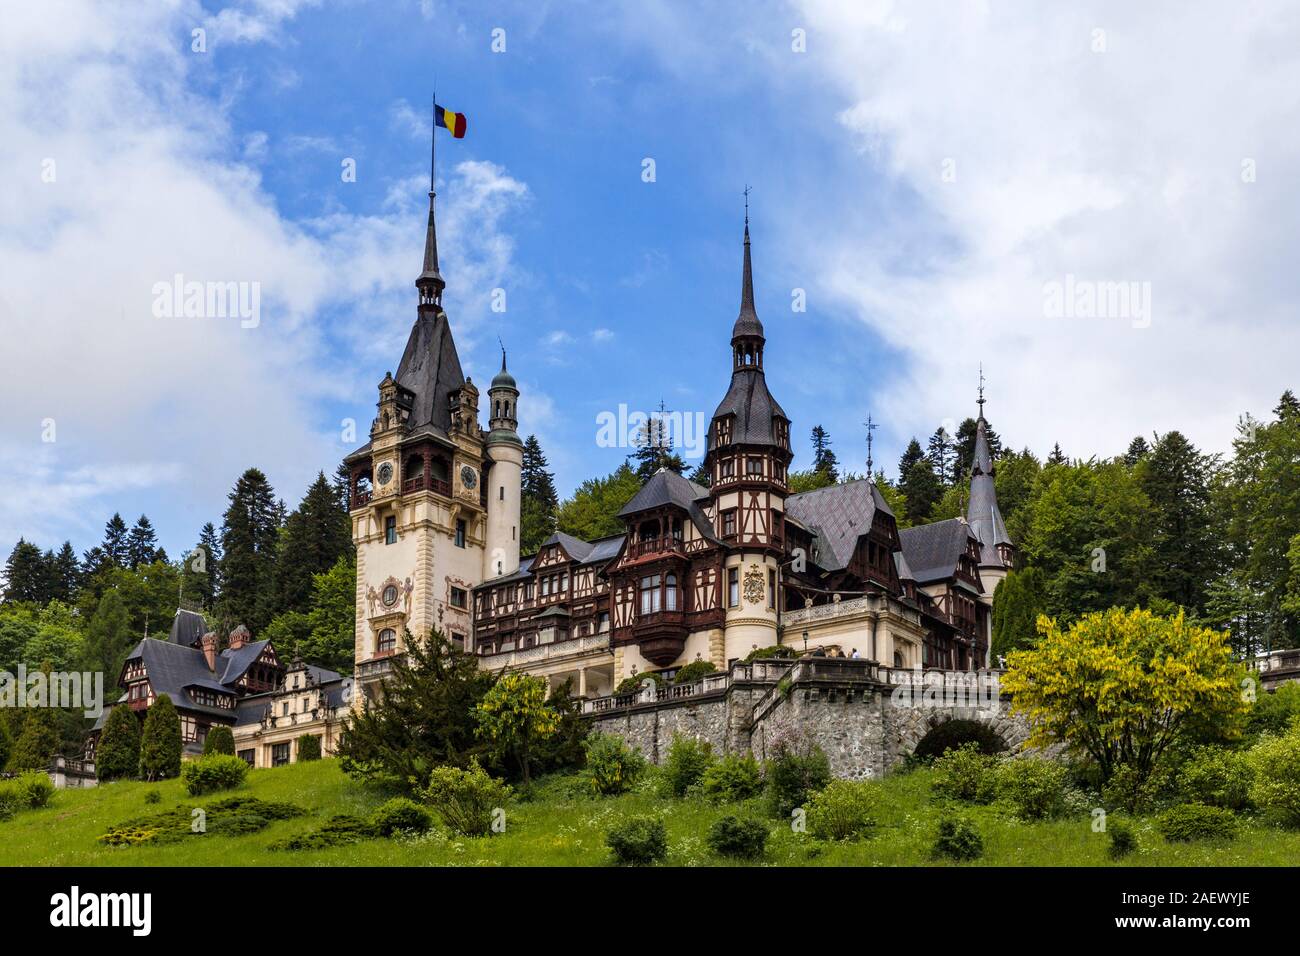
343, 126, 518, 703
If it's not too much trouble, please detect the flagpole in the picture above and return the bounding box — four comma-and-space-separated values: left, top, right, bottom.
430, 92, 436, 197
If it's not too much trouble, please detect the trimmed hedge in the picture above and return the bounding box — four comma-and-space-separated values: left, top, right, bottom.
203, 726, 235, 756
672, 661, 717, 684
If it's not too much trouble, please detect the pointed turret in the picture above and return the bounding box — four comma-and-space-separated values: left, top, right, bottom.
965, 371, 1014, 569
416, 107, 445, 310
731, 193, 765, 367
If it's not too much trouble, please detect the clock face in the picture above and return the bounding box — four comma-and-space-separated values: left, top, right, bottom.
377, 462, 394, 485
460, 465, 477, 489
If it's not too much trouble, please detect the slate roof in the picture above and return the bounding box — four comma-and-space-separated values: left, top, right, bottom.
394, 309, 466, 433
217, 640, 272, 684
708, 370, 787, 450
732, 223, 764, 341
124, 638, 239, 719
966, 415, 1012, 566
542, 531, 596, 562
898, 518, 976, 584
618, 468, 710, 516
785, 479, 894, 572
167, 608, 207, 647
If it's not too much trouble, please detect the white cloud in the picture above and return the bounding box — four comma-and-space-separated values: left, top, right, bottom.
388, 98, 427, 140
0, 1, 528, 552
592, 328, 614, 342
780, 0, 1300, 460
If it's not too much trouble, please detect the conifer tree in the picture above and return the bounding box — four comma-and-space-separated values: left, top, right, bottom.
82, 589, 133, 683
126, 515, 159, 569
139, 693, 182, 781
1124, 435, 1151, 467
203, 725, 235, 756
520, 435, 559, 554
277, 472, 352, 615
1046, 443, 1067, 466
629, 416, 686, 481
101, 513, 129, 567
1141, 431, 1218, 613
96, 705, 142, 780
218, 468, 280, 633
5, 707, 60, 772
898, 438, 926, 480
927, 427, 957, 485
810, 425, 839, 483
1, 539, 47, 604
49, 542, 81, 603
990, 568, 1047, 661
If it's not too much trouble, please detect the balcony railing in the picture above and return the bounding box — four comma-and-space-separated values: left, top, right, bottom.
354, 490, 372, 506
627, 535, 683, 559
479, 632, 610, 668
356, 654, 402, 682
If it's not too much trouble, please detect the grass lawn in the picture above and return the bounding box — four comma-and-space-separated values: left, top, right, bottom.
1, 757, 1295, 866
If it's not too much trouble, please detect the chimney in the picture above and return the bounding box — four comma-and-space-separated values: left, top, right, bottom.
200, 632, 219, 672
228, 625, 251, 651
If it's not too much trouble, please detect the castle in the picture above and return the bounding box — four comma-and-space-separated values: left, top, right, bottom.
343, 131, 1015, 709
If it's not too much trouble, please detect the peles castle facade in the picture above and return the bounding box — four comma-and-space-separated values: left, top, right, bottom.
343, 143, 1015, 710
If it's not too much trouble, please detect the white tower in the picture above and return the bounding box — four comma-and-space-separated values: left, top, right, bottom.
483, 350, 522, 579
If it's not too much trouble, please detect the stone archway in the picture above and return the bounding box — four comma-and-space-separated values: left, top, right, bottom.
883, 701, 1031, 769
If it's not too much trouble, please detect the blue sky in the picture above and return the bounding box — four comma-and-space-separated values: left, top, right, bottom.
4, 0, 1300, 562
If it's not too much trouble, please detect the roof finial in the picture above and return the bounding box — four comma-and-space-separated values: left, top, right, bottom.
977, 363, 986, 417
416, 95, 445, 307
744, 184, 750, 233
864, 414, 878, 475
498, 335, 507, 372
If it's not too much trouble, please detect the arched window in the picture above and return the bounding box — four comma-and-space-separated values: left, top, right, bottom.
665, 573, 678, 611
377, 629, 396, 654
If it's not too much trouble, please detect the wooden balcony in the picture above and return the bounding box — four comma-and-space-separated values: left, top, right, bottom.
626, 535, 683, 560
631, 609, 688, 666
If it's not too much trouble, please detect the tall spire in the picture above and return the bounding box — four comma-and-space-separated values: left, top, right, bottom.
731, 186, 764, 369
416, 98, 445, 309
966, 368, 1012, 566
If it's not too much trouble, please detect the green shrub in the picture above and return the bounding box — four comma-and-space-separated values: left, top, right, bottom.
931, 743, 999, 804
706, 814, 768, 859
672, 661, 717, 684
370, 797, 434, 836
1102, 762, 1175, 814
996, 758, 1068, 819
271, 814, 375, 851
1157, 803, 1238, 843
208, 813, 268, 836
202, 726, 235, 756
296, 734, 322, 762
700, 753, 764, 803
606, 815, 667, 865
661, 735, 714, 798
765, 730, 831, 818
101, 796, 306, 847
806, 779, 878, 841
418, 760, 511, 836
1177, 746, 1253, 811
583, 732, 646, 796
744, 645, 795, 661
144, 790, 162, 805
1107, 819, 1137, 859
11, 771, 55, 809
181, 753, 248, 796
0, 791, 21, 821
1246, 682, 1300, 740
1246, 728, 1300, 826
615, 671, 663, 695
931, 815, 983, 861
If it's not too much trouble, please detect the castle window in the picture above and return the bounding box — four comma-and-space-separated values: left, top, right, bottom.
722, 510, 737, 537
640, 574, 661, 615
747, 457, 763, 476
525, 581, 534, 600
768, 569, 776, 609
499, 486, 505, 500
665, 574, 678, 611
377, 628, 396, 654
455, 519, 466, 548
598, 612, 610, 632
385, 515, 397, 545
238, 750, 254, 768
451, 587, 468, 609
721, 458, 735, 479
272, 742, 290, 767
728, 568, 739, 607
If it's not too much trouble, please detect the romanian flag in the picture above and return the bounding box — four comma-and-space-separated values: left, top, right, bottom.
435, 104, 467, 138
